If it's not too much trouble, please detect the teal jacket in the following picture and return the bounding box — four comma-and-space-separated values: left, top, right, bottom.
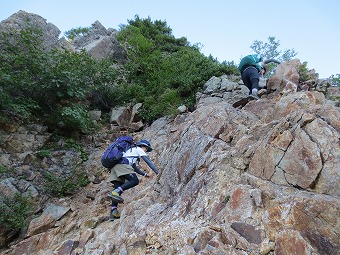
238, 54, 263, 73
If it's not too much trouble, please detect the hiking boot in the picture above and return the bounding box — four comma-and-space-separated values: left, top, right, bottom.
108, 190, 124, 203
109, 208, 120, 221
248, 94, 259, 100
251, 89, 259, 97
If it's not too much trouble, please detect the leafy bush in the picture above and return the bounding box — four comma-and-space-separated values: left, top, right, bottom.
43, 170, 90, 197
39, 135, 89, 162
0, 164, 10, 174
36, 149, 51, 159
0, 28, 117, 135
116, 16, 238, 121
60, 105, 96, 134
298, 61, 311, 82
0, 193, 32, 231
0, 28, 44, 118
64, 138, 89, 162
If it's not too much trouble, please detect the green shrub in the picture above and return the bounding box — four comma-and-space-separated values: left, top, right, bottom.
36, 149, 51, 159
39, 134, 89, 162
0, 193, 32, 231
64, 138, 89, 162
0, 164, 9, 174
298, 61, 310, 82
0, 28, 116, 135
115, 17, 238, 122
0, 164, 15, 175
43, 170, 90, 197
59, 105, 96, 134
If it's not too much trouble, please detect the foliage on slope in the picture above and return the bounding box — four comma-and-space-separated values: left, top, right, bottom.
0, 16, 239, 135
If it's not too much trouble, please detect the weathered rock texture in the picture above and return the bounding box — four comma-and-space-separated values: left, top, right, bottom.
1, 82, 339, 255
0, 10, 66, 51
0, 11, 127, 62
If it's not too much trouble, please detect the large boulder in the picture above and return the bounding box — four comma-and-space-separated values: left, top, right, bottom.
267, 59, 301, 94
0, 10, 68, 51
72, 20, 127, 63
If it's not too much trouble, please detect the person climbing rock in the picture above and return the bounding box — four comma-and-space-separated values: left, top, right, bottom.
238, 54, 266, 99
107, 139, 159, 221
238, 54, 281, 99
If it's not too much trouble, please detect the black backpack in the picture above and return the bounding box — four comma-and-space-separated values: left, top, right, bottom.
101, 136, 134, 169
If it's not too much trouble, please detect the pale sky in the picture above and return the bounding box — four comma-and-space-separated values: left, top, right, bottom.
1, 0, 339, 78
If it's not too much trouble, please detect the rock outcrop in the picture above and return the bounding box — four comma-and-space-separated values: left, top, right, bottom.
0, 10, 127, 62
72, 20, 127, 63
0, 10, 66, 51
1, 73, 339, 255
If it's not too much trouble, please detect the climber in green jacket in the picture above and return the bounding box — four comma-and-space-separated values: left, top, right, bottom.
238, 54, 281, 99
238, 54, 266, 99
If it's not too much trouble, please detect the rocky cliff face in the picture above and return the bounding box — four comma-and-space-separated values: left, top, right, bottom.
0, 11, 127, 62
0, 10, 63, 51
1, 76, 339, 255
0, 11, 339, 255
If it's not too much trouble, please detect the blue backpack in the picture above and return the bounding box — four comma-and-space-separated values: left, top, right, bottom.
101, 136, 134, 169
